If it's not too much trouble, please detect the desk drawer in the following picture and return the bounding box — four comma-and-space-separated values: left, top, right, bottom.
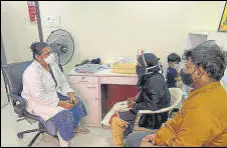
68, 76, 98, 84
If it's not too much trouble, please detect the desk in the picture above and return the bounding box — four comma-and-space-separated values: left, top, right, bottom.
68, 68, 138, 127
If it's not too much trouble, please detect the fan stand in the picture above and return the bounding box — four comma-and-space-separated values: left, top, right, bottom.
57, 53, 64, 72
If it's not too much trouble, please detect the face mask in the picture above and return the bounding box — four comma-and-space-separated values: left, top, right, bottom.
180, 69, 197, 87
145, 64, 159, 74
44, 53, 56, 64
173, 63, 180, 69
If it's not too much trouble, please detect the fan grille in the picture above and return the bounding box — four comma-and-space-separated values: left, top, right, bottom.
46, 29, 74, 66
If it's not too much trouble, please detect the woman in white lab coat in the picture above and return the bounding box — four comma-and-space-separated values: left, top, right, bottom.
21, 42, 87, 147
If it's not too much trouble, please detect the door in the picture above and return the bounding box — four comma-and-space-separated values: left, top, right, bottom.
71, 83, 100, 127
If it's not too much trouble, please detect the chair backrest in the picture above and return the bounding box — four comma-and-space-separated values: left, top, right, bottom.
1, 60, 33, 97
1, 60, 59, 136
169, 88, 183, 108
138, 88, 183, 114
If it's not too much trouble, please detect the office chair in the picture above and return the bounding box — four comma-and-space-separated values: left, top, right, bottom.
1, 60, 61, 147
133, 88, 182, 132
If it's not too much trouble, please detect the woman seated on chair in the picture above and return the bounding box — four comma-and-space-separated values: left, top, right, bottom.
125, 40, 227, 147
109, 52, 171, 147
21, 42, 88, 147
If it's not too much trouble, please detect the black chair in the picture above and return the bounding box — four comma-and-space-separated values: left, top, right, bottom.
1, 60, 59, 147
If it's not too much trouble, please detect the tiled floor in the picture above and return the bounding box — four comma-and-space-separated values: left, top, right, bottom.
1, 104, 115, 147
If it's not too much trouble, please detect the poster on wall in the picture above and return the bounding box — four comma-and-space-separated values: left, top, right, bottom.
27, 1, 36, 22
218, 2, 227, 32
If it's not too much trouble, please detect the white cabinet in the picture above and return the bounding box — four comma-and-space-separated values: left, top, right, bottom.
69, 76, 100, 127
68, 72, 138, 128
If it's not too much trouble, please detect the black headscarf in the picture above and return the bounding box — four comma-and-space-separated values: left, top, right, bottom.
136, 53, 161, 86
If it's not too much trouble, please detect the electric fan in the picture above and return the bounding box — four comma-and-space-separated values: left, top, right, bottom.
46, 29, 75, 72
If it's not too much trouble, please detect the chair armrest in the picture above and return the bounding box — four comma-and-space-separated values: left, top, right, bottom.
8, 93, 45, 124
8, 93, 27, 107
138, 107, 173, 114
133, 108, 173, 132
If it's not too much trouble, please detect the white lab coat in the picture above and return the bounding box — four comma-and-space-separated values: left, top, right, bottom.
21, 60, 74, 121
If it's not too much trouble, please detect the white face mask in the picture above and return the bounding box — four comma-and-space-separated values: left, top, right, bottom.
44, 53, 56, 64
173, 63, 179, 69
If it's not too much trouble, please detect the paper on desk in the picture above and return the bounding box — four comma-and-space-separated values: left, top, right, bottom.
75, 64, 110, 73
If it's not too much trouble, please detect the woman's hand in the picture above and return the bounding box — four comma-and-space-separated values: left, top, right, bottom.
67, 92, 78, 105
127, 97, 136, 108
58, 101, 73, 109
127, 97, 136, 102
70, 95, 78, 105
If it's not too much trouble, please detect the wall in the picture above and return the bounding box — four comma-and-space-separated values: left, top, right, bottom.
39, 1, 226, 72
1, 1, 226, 73
1, 1, 39, 63
207, 32, 227, 50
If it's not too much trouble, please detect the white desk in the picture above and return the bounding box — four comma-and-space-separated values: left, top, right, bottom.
68, 68, 138, 127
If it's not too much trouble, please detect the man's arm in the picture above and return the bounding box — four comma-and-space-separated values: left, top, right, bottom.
155, 107, 215, 146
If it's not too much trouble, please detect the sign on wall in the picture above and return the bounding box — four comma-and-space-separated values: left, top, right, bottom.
218, 2, 227, 32
27, 1, 36, 22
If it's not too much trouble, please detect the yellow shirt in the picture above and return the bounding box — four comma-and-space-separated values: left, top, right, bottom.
155, 82, 227, 146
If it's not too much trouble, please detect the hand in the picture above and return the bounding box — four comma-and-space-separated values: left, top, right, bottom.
70, 95, 78, 105
127, 97, 136, 102
140, 141, 156, 147
58, 101, 73, 109
127, 97, 135, 108
142, 133, 157, 144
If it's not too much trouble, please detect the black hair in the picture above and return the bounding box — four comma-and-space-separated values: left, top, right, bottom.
30, 42, 48, 59
183, 40, 226, 81
167, 53, 181, 63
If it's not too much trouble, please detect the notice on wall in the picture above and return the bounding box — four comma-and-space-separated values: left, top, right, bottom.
27, 1, 36, 22
45, 16, 60, 28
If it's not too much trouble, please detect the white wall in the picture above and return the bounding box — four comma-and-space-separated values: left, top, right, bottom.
207, 32, 227, 50
39, 1, 226, 72
1, 1, 226, 73
1, 1, 39, 63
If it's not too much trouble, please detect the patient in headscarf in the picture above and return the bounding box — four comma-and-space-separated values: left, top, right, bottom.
101, 52, 171, 147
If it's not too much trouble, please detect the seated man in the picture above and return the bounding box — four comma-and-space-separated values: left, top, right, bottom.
109, 52, 171, 147
22, 42, 88, 147
125, 40, 227, 147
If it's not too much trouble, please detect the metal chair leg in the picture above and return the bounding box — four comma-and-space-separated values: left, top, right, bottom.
17, 129, 40, 139
27, 131, 44, 147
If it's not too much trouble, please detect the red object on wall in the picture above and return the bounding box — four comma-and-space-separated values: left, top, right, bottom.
106, 85, 138, 111
27, 1, 36, 22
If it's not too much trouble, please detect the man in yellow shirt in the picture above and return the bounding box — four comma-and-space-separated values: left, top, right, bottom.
125, 40, 227, 147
